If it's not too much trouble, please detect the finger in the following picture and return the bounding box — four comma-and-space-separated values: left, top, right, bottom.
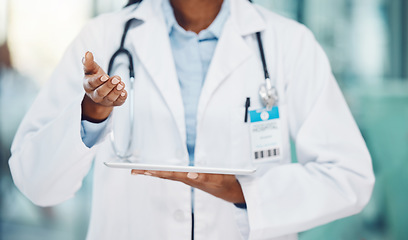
91, 76, 121, 103
148, 171, 212, 188
130, 170, 220, 189
145, 171, 190, 182
187, 172, 199, 180
131, 170, 178, 179
131, 170, 145, 175
148, 171, 176, 179
113, 89, 128, 106
185, 173, 224, 188
83, 51, 101, 75
104, 82, 125, 103
130, 170, 156, 177
84, 74, 109, 92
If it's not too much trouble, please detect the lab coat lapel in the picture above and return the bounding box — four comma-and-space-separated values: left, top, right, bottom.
197, 0, 266, 120
198, 21, 251, 116
126, 0, 186, 141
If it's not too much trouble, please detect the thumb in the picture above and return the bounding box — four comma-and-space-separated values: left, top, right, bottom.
82, 51, 100, 75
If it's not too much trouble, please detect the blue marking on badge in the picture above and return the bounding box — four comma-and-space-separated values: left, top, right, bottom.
249, 107, 279, 123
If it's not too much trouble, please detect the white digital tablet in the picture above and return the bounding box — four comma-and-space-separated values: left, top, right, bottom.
104, 162, 256, 175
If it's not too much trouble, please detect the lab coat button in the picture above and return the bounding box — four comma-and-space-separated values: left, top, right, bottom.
173, 210, 185, 221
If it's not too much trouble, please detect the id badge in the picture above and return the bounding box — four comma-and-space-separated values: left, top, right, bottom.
249, 107, 282, 163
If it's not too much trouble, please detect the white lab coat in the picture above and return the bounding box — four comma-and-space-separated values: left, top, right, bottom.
9, 0, 375, 239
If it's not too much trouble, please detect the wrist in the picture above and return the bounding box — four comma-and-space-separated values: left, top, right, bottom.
223, 181, 245, 204
81, 95, 113, 123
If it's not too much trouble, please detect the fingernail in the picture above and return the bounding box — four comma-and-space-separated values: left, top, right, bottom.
82, 57, 85, 64
121, 92, 126, 97
101, 75, 109, 82
144, 172, 152, 176
131, 170, 145, 175
187, 172, 199, 180
117, 84, 124, 90
112, 77, 120, 84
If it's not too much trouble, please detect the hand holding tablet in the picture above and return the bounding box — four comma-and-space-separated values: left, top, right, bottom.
104, 162, 256, 175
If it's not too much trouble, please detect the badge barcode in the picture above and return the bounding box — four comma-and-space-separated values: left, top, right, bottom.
254, 148, 280, 160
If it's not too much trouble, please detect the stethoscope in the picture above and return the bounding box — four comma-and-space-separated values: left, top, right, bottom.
108, 2, 279, 160
108, 19, 136, 159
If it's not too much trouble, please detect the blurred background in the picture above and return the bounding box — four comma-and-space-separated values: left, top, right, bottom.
0, 0, 407, 239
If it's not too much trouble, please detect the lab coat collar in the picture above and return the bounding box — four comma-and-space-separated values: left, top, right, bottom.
126, 0, 267, 37
230, 0, 266, 35
124, 0, 160, 23
124, 0, 187, 143
122, 0, 267, 142
197, 0, 267, 121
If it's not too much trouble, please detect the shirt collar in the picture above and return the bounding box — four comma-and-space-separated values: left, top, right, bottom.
161, 0, 230, 39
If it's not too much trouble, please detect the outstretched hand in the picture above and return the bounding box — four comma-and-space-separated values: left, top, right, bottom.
131, 170, 246, 204
81, 51, 128, 122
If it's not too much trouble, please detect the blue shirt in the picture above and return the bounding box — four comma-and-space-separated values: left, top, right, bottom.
82, 0, 230, 166
162, 0, 229, 165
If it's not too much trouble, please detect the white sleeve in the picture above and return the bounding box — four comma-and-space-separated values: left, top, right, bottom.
238, 26, 375, 239
9, 17, 108, 207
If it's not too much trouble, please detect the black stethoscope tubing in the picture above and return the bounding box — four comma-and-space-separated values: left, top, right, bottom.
108, 20, 270, 88
108, 2, 277, 159
108, 18, 135, 78
108, 18, 276, 106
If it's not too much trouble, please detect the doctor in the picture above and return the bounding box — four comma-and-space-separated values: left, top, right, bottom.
9, 0, 375, 239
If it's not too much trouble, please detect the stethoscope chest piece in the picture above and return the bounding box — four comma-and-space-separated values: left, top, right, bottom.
259, 78, 278, 110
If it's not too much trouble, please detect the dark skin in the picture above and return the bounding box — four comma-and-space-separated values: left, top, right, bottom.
81, 0, 245, 204
171, 0, 223, 34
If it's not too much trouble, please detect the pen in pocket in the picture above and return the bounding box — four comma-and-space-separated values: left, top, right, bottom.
244, 97, 250, 123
